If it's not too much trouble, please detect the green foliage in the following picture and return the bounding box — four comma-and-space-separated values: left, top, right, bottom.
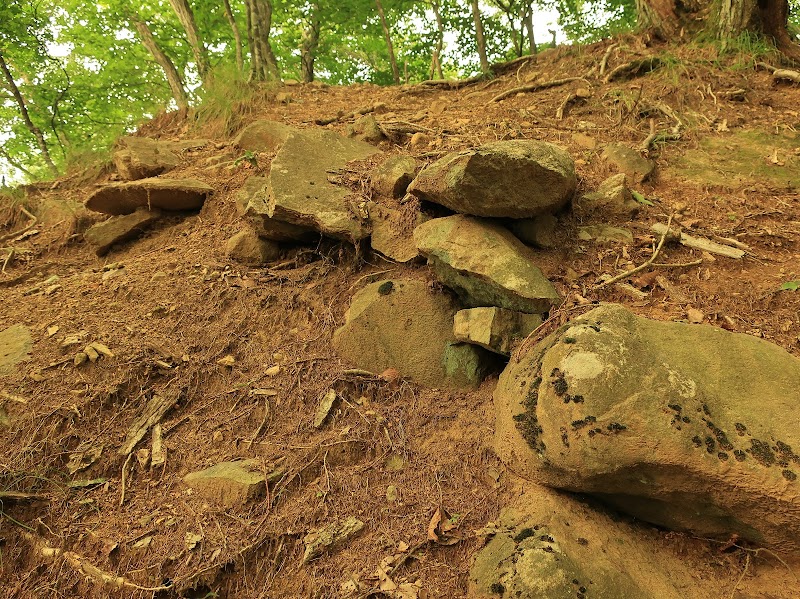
780, 281, 800, 292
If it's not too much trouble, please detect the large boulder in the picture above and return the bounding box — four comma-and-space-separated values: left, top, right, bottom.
407, 140, 576, 218
233, 120, 295, 153
494, 304, 800, 553
333, 279, 495, 389
243, 130, 380, 243
86, 178, 213, 215
414, 215, 560, 314
83, 208, 161, 256
469, 483, 720, 599
113, 137, 180, 180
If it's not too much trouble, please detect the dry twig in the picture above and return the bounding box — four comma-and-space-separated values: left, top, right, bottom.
0, 206, 37, 243
488, 77, 588, 103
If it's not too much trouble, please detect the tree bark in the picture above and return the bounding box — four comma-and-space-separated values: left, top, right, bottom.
375, 0, 401, 84
222, 0, 244, 73
523, 2, 536, 55
130, 16, 190, 110
430, 0, 445, 79
301, 2, 321, 83
246, 0, 280, 81
471, 0, 490, 72
0, 51, 58, 177
167, 0, 210, 78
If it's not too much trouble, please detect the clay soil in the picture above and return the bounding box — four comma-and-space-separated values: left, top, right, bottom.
1, 35, 800, 598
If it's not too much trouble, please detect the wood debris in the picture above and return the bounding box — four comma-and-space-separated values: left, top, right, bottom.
651, 223, 746, 259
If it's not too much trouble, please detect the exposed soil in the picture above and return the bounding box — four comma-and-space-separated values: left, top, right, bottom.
1, 36, 800, 598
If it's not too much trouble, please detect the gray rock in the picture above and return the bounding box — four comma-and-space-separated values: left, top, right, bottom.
225, 229, 280, 265
235, 177, 318, 242
414, 215, 561, 314
233, 120, 295, 153
84, 208, 161, 256
333, 279, 495, 389
576, 173, 640, 217
0, 324, 32, 377
346, 114, 385, 144
245, 130, 380, 243
368, 202, 423, 263
407, 140, 576, 218
495, 304, 800, 553
113, 137, 180, 180
470, 485, 719, 599
183, 460, 266, 508
602, 145, 655, 183
86, 178, 213, 215
371, 155, 418, 198
453, 307, 541, 356
577, 224, 633, 243
508, 214, 559, 249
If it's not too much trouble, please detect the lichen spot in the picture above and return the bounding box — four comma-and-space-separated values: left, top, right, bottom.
666, 368, 697, 399
559, 352, 604, 381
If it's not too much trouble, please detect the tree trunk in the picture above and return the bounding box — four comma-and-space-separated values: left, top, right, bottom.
222, 0, 244, 73
0, 51, 58, 177
130, 16, 190, 110
246, 0, 280, 81
470, 0, 490, 73
430, 0, 445, 79
301, 2, 321, 83
167, 0, 210, 78
375, 0, 401, 84
523, 2, 536, 55
637, 0, 800, 61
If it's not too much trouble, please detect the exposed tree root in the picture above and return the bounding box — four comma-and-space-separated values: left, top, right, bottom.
0, 206, 37, 243
488, 77, 589, 103
603, 56, 665, 83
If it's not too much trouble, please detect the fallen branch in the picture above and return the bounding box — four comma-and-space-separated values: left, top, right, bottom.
413, 74, 484, 90
651, 223, 745, 259
773, 68, 800, 83
603, 56, 665, 83
119, 452, 133, 507
0, 206, 37, 243
489, 77, 588, 103
639, 118, 681, 152
556, 88, 590, 119
315, 105, 377, 126
595, 214, 676, 289
599, 43, 619, 76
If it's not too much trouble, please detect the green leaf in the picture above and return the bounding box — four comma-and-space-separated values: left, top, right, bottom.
631, 190, 654, 206
780, 281, 800, 291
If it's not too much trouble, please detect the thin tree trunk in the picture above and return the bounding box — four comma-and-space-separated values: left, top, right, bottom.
301, 2, 321, 83
222, 0, 244, 72
470, 0, 490, 73
431, 0, 445, 78
0, 51, 58, 177
375, 0, 401, 84
247, 0, 279, 80
130, 16, 190, 109
523, 2, 536, 55
167, 0, 210, 77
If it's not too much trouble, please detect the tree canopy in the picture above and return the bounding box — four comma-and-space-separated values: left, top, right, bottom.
1, 0, 799, 182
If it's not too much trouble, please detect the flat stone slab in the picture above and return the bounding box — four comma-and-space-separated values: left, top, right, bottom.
454, 307, 541, 356
407, 140, 576, 218
414, 215, 561, 314
237, 176, 319, 242
0, 324, 32, 377
114, 137, 180, 180
86, 178, 213, 215
233, 120, 295, 153
183, 460, 266, 508
84, 208, 161, 255
246, 130, 380, 243
333, 279, 494, 389
495, 304, 800, 553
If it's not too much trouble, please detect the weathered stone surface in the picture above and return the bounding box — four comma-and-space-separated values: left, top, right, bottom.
303, 516, 364, 564
469, 484, 719, 599
0, 324, 32, 377
86, 178, 213, 215
233, 120, 295, 153
245, 130, 379, 243
225, 229, 280, 265
235, 177, 318, 242
346, 114, 385, 144
508, 214, 559, 249
113, 137, 181, 180
407, 140, 576, 218
577, 224, 633, 243
183, 460, 266, 508
84, 208, 161, 255
333, 279, 495, 389
495, 304, 800, 553
414, 215, 561, 314
371, 155, 418, 198
368, 202, 424, 263
602, 144, 655, 183
454, 307, 541, 356
576, 173, 640, 217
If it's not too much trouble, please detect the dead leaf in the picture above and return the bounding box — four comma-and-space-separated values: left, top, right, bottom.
427, 507, 443, 542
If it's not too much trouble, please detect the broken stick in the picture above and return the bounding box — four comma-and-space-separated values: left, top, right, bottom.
488, 77, 588, 103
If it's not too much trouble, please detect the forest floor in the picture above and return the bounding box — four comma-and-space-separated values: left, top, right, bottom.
1, 34, 800, 598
